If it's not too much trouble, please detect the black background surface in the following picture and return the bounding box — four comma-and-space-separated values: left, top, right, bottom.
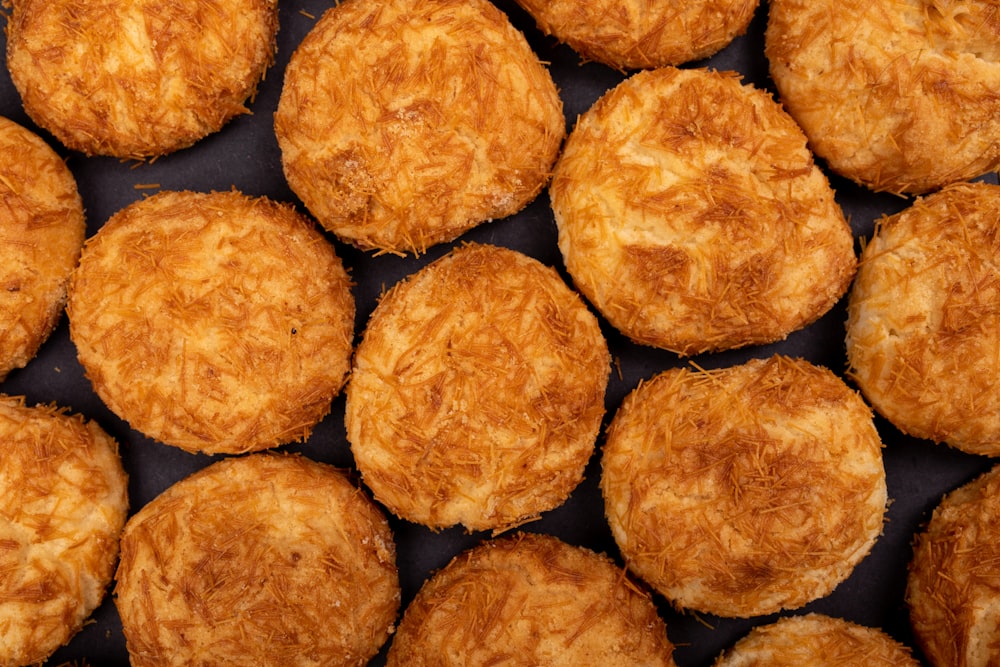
1, 1, 997, 665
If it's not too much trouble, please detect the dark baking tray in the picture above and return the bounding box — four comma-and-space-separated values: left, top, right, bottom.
1, 1, 996, 665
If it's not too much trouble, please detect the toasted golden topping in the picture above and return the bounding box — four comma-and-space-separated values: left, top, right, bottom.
714, 613, 919, 666
388, 532, 676, 666
602, 356, 886, 617
515, 0, 759, 69
68, 190, 355, 455
6, 0, 278, 157
551, 67, 855, 355
0, 395, 128, 666
346, 243, 609, 531
767, 0, 1000, 194
275, 0, 564, 255
115, 453, 399, 667
847, 182, 1000, 456
0, 116, 84, 380
907, 464, 1000, 667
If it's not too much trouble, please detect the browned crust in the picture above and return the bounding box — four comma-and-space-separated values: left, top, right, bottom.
551, 67, 855, 355
846, 182, 1000, 456
0, 395, 128, 666
0, 116, 85, 380
766, 0, 1000, 194
345, 243, 610, 532
274, 0, 565, 255
387, 532, 676, 666
6, 0, 278, 158
601, 356, 887, 617
114, 453, 400, 667
515, 0, 760, 69
907, 465, 1000, 667
67, 189, 355, 455
713, 613, 919, 666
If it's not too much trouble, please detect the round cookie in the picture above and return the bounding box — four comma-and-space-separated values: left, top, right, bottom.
713, 614, 919, 666
846, 182, 1000, 456
766, 0, 1000, 194
6, 0, 278, 158
115, 453, 400, 666
0, 395, 128, 666
67, 190, 355, 455
550, 67, 855, 355
345, 243, 610, 532
274, 0, 564, 255
601, 355, 887, 618
387, 532, 676, 666
907, 465, 1000, 667
514, 0, 760, 70
0, 116, 85, 380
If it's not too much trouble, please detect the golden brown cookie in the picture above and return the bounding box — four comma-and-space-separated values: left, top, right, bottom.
6, 0, 278, 158
0, 395, 128, 666
387, 532, 676, 666
67, 190, 355, 455
274, 0, 564, 255
115, 453, 400, 667
907, 465, 1000, 667
602, 355, 887, 618
713, 613, 919, 666
846, 182, 1000, 456
0, 116, 85, 380
766, 0, 1000, 194
515, 0, 760, 69
550, 67, 855, 355
345, 243, 610, 532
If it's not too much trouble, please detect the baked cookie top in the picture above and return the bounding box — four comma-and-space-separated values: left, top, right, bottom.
907, 464, 1000, 667
602, 356, 886, 617
766, 0, 1000, 194
0, 116, 85, 380
551, 66, 855, 355
0, 396, 128, 666
847, 182, 1000, 456
346, 243, 609, 532
515, 0, 759, 69
275, 0, 564, 255
115, 453, 399, 667
713, 613, 919, 666
387, 532, 676, 666
67, 190, 355, 455
6, 0, 278, 158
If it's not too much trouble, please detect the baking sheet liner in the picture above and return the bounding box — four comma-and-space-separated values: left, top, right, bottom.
1, 1, 996, 664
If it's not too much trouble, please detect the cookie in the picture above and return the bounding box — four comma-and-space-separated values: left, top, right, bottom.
67, 190, 355, 455
387, 532, 676, 666
714, 613, 919, 666
514, 0, 759, 69
907, 464, 1000, 667
0, 396, 128, 666
766, 0, 1000, 194
115, 453, 400, 667
274, 0, 564, 255
601, 355, 887, 617
0, 116, 85, 380
846, 182, 1000, 456
345, 243, 609, 531
6, 0, 278, 158
550, 67, 855, 355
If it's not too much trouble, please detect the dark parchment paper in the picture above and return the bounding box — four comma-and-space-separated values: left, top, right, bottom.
1, 1, 995, 664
